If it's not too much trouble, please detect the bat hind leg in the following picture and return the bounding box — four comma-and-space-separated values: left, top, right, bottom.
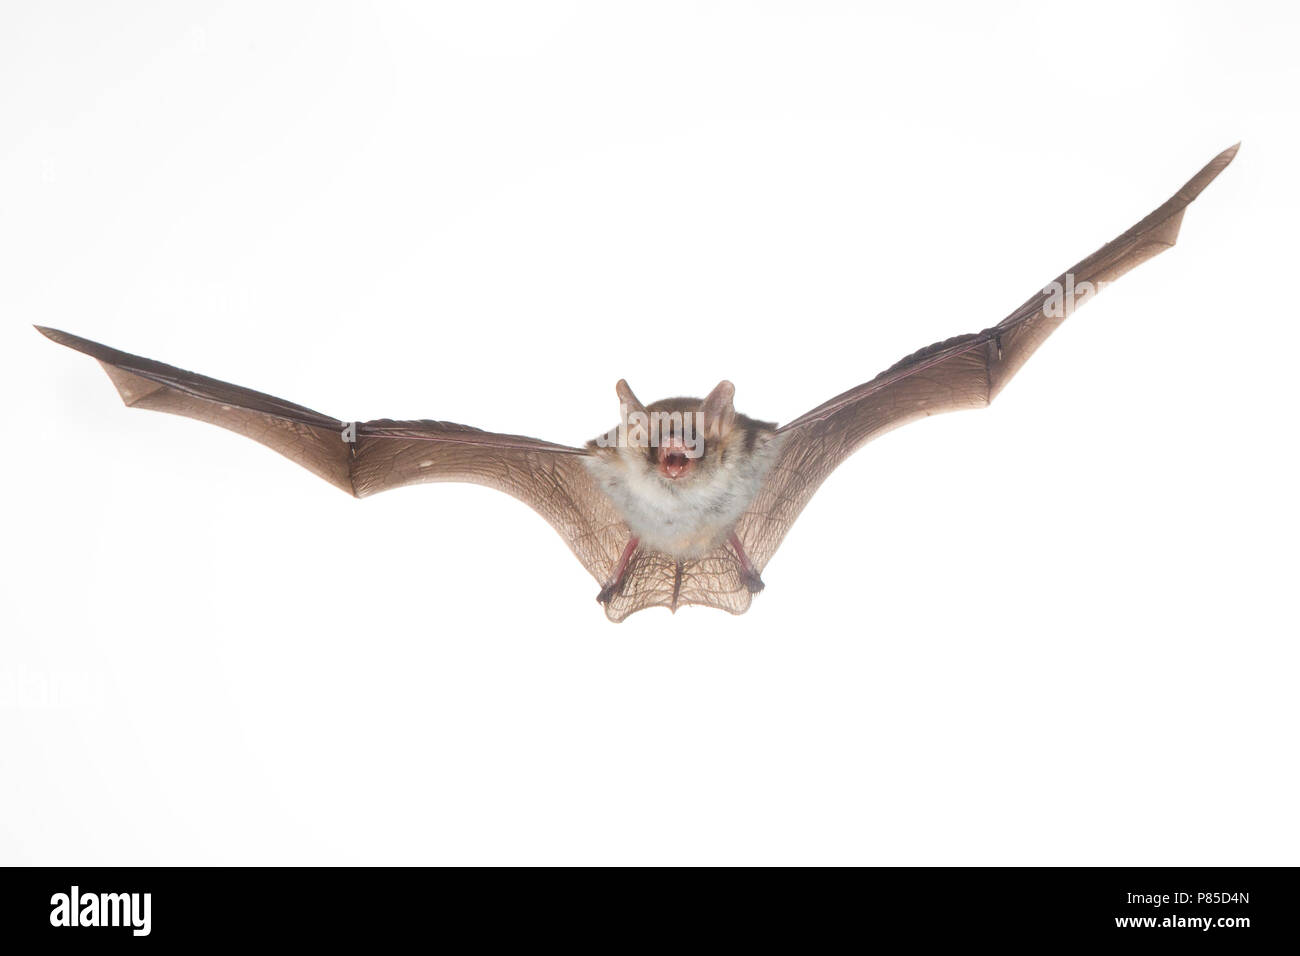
597, 537, 639, 605
728, 532, 765, 594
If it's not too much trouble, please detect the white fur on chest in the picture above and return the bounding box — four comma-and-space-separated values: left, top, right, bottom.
584, 433, 785, 558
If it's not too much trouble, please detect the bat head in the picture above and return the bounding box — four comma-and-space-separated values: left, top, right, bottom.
592, 379, 760, 487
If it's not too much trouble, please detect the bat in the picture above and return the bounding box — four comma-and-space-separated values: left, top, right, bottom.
38, 144, 1238, 622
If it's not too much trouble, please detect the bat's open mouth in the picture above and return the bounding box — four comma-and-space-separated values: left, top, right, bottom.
658, 446, 693, 480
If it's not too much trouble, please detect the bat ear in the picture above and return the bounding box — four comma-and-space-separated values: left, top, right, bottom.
698, 380, 736, 440
616, 379, 647, 420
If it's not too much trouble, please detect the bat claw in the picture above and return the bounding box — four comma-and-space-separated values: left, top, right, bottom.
741, 571, 765, 594
596, 583, 617, 605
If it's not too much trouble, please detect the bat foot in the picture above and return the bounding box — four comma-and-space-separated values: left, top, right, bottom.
727, 532, 764, 594
598, 537, 639, 605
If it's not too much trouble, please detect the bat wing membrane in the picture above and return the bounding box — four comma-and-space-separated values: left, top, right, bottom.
36, 326, 627, 584
734, 144, 1239, 574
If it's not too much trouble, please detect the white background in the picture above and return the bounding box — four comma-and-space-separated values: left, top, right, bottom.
2, 2, 1296, 865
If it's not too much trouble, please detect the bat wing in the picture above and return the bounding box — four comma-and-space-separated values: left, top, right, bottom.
733, 143, 1239, 574
36, 326, 629, 583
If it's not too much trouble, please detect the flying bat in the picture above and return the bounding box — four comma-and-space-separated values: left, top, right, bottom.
38, 144, 1238, 621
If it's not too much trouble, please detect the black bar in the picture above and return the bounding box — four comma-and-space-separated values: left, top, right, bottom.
0, 866, 1292, 945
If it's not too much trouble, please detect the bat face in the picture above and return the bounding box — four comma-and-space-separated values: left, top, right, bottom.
584, 380, 783, 560
35, 145, 1238, 621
